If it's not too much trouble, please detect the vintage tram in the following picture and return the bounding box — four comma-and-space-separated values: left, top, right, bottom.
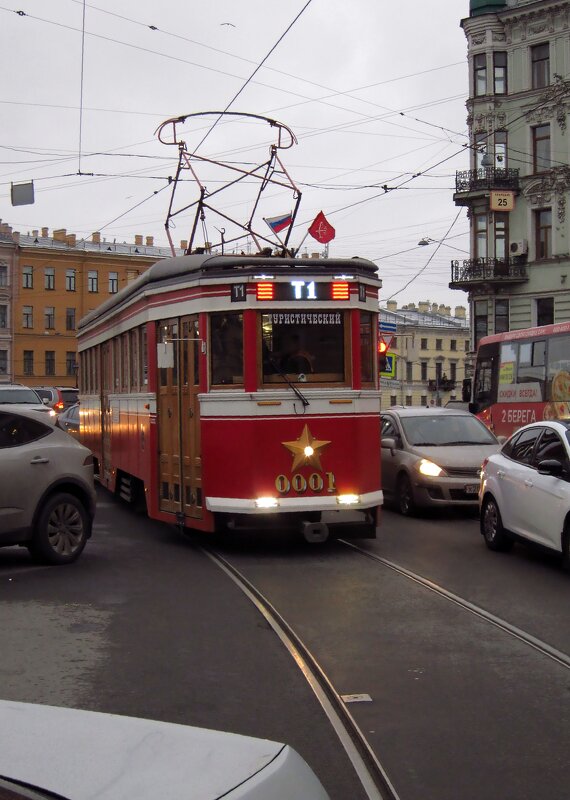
77, 253, 383, 541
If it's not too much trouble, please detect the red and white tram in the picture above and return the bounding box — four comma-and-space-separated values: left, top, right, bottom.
78, 253, 383, 542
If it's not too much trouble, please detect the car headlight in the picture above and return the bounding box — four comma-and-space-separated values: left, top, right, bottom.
418, 458, 445, 477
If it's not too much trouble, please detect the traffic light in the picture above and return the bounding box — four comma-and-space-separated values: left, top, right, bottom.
378, 340, 388, 372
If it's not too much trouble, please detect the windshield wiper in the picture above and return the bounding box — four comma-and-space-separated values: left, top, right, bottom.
267, 355, 310, 408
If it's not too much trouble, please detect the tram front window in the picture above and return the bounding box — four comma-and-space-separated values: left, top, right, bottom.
262, 312, 345, 383
210, 313, 244, 385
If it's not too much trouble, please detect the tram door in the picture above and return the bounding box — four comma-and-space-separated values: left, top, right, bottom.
180, 315, 202, 520
157, 320, 182, 513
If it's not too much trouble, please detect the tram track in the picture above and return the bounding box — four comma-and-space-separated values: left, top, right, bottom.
201, 546, 401, 800
338, 540, 570, 671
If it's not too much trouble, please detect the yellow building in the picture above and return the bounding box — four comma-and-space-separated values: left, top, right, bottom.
3, 224, 180, 387
380, 300, 470, 408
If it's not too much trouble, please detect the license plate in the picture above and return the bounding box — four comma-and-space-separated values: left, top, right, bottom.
464, 484, 478, 495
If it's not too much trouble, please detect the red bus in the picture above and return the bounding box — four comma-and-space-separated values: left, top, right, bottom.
77, 253, 383, 542
471, 321, 570, 437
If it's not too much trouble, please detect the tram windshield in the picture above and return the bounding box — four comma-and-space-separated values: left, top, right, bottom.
261, 311, 345, 383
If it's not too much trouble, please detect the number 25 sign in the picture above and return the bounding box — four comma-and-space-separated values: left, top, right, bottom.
490, 191, 515, 212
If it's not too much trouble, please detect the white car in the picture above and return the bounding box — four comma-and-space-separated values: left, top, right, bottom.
0, 383, 55, 415
480, 420, 570, 565
0, 405, 96, 564
0, 701, 330, 800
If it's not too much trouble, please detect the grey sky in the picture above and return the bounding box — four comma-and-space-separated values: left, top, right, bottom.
1, 0, 472, 308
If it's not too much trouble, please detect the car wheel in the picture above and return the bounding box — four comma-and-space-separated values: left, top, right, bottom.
29, 493, 89, 565
480, 495, 513, 552
397, 474, 416, 516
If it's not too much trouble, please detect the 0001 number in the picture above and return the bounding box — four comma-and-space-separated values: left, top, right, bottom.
275, 472, 336, 494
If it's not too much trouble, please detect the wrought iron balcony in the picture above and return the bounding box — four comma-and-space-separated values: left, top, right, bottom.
428, 379, 456, 393
450, 257, 528, 289
454, 167, 519, 198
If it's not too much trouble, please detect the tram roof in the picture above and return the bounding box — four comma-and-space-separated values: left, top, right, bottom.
78, 253, 381, 330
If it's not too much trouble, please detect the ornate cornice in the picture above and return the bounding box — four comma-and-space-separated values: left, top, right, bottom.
524, 77, 570, 132
521, 166, 570, 222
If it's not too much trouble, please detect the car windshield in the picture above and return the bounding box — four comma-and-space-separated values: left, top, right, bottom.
0, 388, 41, 404
400, 414, 497, 446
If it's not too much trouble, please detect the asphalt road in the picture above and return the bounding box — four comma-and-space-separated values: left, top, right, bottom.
2, 494, 570, 800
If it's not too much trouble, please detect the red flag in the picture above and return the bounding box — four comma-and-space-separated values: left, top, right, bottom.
308, 211, 335, 244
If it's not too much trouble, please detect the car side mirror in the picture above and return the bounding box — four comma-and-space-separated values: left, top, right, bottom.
537, 459, 564, 477
381, 436, 397, 454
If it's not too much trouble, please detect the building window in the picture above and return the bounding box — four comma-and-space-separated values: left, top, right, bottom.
44, 267, 55, 290
109, 272, 119, 293
66, 269, 76, 291
532, 124, 550, 172
390, 395, 397, 406
475, 131, 487, 170
495, 299, 509, 333
494, 213, 508, 260
406, 362, 413, 382
435, 339, 443, 351
450, 362, 457, 382
494, 130, 507, 169
405, 395, 412, 407
88, 270, 98, 292
420, 338, 428, 350
450, 340, 457, 351
535, 209, 552, 259
435, 362, 443, 381
45, 351, 55, 376
44, 307, 55, 330
22, 266, 33, 289
66, 308, 76, 331
66, 351, 77, 377
475, 213, 487, 259
390, 336, 397, 349
493, 51, 507, 94
536, 297, 554, 327
531, 43, 549, 89
465, 340, 470, 351
474, 300, 488, 346
0, 305, 6, 329
421, 395, 427, 406
0, 264, 7, 287
0, 350, 7, 375
23, 350, 34, 376
474, 53, 486, 96
22, 306, 33, 328
420, 361, 428, 381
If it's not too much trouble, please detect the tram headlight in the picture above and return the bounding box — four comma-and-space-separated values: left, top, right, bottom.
255, 497, 279, 509
337, 494, 360, 505
418, 459, 445, 477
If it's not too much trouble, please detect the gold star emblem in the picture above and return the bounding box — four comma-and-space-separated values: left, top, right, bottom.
282, 424, 331, 472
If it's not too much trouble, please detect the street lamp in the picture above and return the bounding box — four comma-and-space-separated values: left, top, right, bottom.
417, 236, 469, 254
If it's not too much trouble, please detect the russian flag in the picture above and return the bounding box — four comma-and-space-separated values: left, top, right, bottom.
264, 213, 293, 234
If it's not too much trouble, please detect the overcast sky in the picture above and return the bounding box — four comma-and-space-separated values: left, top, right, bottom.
1, 0, 474, 309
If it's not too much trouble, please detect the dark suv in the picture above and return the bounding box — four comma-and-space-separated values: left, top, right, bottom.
34, 386, 79, 413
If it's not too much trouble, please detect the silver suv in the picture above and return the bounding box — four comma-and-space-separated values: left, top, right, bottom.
0, 406, 96, 564
0, 384, 54, 415
381, 407, 500, 515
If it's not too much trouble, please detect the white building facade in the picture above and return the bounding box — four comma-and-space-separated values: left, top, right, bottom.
451, 0, 570, 345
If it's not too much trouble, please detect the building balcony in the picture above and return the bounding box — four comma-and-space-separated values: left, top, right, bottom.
449, 257, 528, 290
453, 167, 520, 205
428, 379, 456, 393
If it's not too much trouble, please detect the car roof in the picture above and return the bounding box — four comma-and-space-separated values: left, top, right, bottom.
0, 404, 57, 425
384, 407, 472, 417
509, 419, 570, 436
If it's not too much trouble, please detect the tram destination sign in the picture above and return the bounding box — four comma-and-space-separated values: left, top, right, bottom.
255, 280, 353, 302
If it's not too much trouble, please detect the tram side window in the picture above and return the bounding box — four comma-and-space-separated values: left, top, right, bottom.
547, 335, 570, 402
517, 340, 546, 398
360, 311, 374, 384
210, 313, 243, 386
261, 311, 345, 383
474, 358, 494, 403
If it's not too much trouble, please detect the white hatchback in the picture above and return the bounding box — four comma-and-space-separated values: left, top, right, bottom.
480, 420, 570, 565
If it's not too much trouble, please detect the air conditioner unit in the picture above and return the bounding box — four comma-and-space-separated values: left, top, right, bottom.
510, 239, 528, 255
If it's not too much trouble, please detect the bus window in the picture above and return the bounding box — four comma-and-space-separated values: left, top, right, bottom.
210, 313, 243, 386
474, 358, 494, 404
547, 335, 570, 402
261, 311, 345, 383
517, 340, 546, 398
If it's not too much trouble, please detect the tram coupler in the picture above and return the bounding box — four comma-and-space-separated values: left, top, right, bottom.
301, 520, 329, 544
175, 511, 186, 534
